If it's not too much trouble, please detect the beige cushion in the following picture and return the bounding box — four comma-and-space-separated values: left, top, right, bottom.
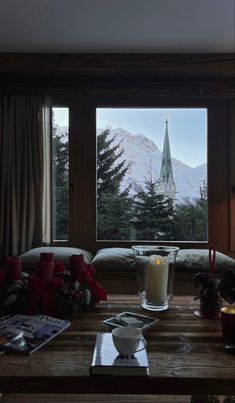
176, 249, 235, 273
91, 247, 235, 273
92, 248, 135, 270
19, 247, 93, 271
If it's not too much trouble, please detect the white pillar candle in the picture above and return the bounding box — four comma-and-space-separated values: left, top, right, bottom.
145, 255, 169, 304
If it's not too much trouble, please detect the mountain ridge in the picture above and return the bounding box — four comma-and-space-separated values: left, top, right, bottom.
55, 125, 207, 202
101, 127, 207, 202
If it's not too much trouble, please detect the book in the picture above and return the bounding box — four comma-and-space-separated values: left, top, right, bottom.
0, 314, 70, 354
90, 333, 149, 376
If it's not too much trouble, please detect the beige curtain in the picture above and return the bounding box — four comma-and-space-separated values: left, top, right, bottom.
0, 94, 51, 257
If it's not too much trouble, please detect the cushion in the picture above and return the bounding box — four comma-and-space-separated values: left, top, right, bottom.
91, 247, 235, 274
91, 248, 135, 270
175, 249, 235, 273
19, 247, 93, 271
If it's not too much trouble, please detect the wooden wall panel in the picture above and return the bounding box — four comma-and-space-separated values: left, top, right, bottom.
0, 53, 234, 80
0, 53, 234, 98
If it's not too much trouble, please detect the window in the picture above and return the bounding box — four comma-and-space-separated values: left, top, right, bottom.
96, 108, 208, 242
51, 97, 231, 256
52, 107, 69, 241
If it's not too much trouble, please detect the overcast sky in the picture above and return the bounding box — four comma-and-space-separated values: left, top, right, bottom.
54, 107, 207, 168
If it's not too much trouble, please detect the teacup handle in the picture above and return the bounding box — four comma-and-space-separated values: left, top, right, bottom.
135, 337, 147, 353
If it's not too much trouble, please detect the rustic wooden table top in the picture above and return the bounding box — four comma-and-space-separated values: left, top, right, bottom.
0, 295, 234, 396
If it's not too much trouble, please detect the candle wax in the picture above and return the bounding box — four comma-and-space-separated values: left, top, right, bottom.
145, 255, 169, 304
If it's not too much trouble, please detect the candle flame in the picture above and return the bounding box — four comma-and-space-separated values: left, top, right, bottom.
155, 259, 161, 265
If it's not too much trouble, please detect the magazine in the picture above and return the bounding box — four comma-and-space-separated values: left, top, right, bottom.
90, 333, 149, 376
0, 314, 71, 354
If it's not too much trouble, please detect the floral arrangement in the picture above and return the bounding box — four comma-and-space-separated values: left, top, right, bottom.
0, 253, 107, 317
194, 245, 235, 319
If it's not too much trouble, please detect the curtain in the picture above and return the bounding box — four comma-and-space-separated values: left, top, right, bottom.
0, 94, 51, 257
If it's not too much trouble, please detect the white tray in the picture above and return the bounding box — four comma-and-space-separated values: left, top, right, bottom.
103, 311, 158, 332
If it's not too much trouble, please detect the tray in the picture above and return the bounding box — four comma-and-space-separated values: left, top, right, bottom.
103, 311, 158, 332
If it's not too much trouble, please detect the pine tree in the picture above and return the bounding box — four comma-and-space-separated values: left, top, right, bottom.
52, 123, 69, 240
97, 128, 133, 240
173, 182, 208, 241
97, 128, 129, 198
97, 192, 133, 240
133, 176, 175, 240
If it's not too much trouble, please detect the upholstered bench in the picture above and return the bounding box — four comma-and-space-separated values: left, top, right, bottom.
18, 246, 235, 295
90, 247, 235, 294
91, 247, 235, 272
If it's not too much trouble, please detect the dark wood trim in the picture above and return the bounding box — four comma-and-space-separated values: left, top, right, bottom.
0, 53, 234, 80
0, 54, 234, 98
1, 80, 235, 99
52, 81, 235, 99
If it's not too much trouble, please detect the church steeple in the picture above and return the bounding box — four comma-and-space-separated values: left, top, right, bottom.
158, 115, 176, 199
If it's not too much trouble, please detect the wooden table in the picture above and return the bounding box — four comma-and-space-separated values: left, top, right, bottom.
0, 295, 234, 397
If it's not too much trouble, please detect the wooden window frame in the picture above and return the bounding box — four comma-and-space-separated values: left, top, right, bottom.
52, 96, 232, 256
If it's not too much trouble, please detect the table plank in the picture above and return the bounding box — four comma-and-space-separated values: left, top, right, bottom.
0, 295, 234, 395
0, 394, 192, 403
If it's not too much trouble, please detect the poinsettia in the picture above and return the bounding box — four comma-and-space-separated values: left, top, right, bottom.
69, 255, 107, 304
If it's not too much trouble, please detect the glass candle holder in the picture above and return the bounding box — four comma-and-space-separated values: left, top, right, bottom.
132, 245, 179, 311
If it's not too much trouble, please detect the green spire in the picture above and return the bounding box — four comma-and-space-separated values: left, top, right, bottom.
158, 116, 176, 198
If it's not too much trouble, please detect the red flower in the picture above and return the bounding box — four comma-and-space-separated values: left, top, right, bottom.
87, 279, 107, 304
54, 261, 65, 276
69, 255, 107, 305
75, 269, 92, 284
5, 257, 22, 282
87, 263, 96, 278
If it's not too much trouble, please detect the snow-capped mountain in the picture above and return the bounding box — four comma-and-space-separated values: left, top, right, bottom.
100, 128, 207, 202
55, 124, 207, 202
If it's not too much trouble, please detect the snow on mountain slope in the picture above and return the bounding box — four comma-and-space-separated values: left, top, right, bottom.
103, 128, 207, 202
56, 125, 207, 202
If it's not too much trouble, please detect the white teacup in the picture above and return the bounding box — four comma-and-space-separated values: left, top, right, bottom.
112, 326, 147, 357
